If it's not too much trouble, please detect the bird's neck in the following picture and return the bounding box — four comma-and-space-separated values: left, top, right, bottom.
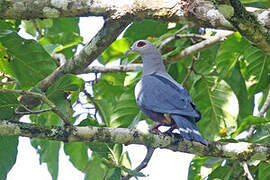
141, 52, 167, 76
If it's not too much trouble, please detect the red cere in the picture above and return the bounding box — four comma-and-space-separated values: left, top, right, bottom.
137, 41, 146, 47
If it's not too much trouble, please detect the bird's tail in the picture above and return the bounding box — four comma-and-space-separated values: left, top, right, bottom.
171, 115, 207, 145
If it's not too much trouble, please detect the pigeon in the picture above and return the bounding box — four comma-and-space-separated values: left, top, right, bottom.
125, 40, 207, 145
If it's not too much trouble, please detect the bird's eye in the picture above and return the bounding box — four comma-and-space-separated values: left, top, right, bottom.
137, 41, 146, 47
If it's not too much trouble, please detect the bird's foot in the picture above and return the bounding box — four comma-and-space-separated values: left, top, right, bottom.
150, 124, 162, 134
164, 125, 177, 137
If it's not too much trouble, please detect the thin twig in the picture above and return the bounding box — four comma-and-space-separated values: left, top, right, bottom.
15, 108, 52, 115
0, 89, 70, 125
122, 147, 155, 180
176, 34, 207, 40
31, 19, 43, 38
246, 88, 270, 140
165, 30, 234, 65
241, 162, 254, 180
181, 52, 200, 86
158, 25, 189, 49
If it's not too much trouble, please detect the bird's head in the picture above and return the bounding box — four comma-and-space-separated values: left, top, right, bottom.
124, 40, 156, 55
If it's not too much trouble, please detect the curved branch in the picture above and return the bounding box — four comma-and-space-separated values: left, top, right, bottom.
36, 19, 130, 92
1, 120, 270, 161
122, 147, 155, 180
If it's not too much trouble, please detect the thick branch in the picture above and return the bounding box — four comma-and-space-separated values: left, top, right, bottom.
216, 0, 270, 54
1, 120, 270, 161
36, 19, 130, 92
1, 0, 270, 31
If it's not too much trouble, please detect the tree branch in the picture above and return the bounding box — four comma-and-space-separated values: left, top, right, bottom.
79, 30, 233, 74
122, 147, 155, 180
0, 89, 70, 125
15, 108, 52, 115
165, 30, 233, 64
241, 162, 254, 180
82, 64, 143, 74
36, 19, 130, 92
1, 120, 270, 161
215, 0, 270, 54
1, 0, 270, 31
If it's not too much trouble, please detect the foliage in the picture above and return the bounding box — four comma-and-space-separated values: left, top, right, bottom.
0, 2, 270, 180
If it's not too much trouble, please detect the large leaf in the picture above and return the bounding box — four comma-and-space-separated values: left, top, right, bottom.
216, 32, 249, 80
224, 62, 254, 123
258, 162, 270, 180
85, 153, 109, 180
99, 38, 130, 64
39, 18, 82, 58
0, 92, 19, 119
243, 45, 270, 96
0, 21, 56, 88
46, 74, 84, 124
31, 139, 60, 180
0, 136, 18, 180
64, 142, 89, 172
207, 166, 233, 180
188, 156, 208, 180
191, 76, 238, 140
110, 87, 139, 127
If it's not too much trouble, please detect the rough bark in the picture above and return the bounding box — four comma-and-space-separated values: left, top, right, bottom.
1, 120, 270, 162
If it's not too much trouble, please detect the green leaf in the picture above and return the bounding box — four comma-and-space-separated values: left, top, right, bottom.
124, 20, 168, 41
88, 142, 114, 159
121, 166, 146, 177
22, 19, 53, 37
108, 168, 121, 180
0, 92, 19, 119
258, 162, 270, 180
85, 153, 108, 180
64, 142, 89, 172
0, 21, 56, 88
188, 156, 208, 180
100, 38, 130, 64
216, 32, 249, 79
244, 46, 270, 97
234, 115, 270, 137
31, 139, 60, 180
224, 61, 254, 123
208, 166, 233, 180
46, 74, 84, 123
39, 18, 82, 58
191, 76, 238, 140
0, 136, 18, 180
110, 88, 139, 127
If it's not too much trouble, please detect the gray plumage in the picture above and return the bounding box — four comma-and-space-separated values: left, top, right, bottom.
125, 40, 207, 145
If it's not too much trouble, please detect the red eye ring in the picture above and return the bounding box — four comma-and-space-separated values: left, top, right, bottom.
137, 41, 146, 47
